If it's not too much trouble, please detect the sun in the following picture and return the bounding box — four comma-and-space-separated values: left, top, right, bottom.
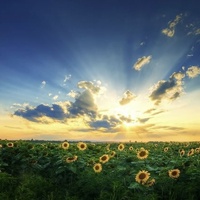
123, 121, 135, 128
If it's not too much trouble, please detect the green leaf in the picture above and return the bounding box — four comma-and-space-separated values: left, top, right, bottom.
146, 165, 159, 172
128, 182, 144, 190
117, 166, 126, 171
68, 165, 77, 174
55, 166, 66, 175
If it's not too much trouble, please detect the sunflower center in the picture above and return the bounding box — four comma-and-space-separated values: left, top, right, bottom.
139, 173, 146, 180
95, 165, 100, 170
102, 156, 107, 160
80, 144, 85, 148
139, 151, 146, 157
172, 171, 177, 176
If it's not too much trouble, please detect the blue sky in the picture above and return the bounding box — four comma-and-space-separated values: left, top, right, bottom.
1, 0, 200, 141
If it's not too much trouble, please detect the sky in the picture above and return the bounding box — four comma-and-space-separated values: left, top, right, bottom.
0, 0, 200, 142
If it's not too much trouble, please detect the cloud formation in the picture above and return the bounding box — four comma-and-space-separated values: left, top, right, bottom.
69, 90, 97, 117
137, 117, 150, 123
186, 66, 200, 78
144, 108, 164, 116
187, 24, 200, 36
53, 95, 59, 100
133, 56, 152, 71
14, 81, 99, 123
162, 14, 182, 37
89, 115, 121, 130
14, 104, 68, 122
149, 71, 185, 105
119, 90, 136, 105
41, 81, 46, 88
64, 74, 71, 83
78, 81, 101, 94
14, 90, 98, 123
67, 90, 79, 98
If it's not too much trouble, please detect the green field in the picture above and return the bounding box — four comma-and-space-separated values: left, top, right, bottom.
0, 140, 200, 200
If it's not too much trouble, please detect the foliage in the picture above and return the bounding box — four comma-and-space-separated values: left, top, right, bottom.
0, 140, 200, 199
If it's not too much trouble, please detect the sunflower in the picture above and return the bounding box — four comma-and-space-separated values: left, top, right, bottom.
99, 154, 110, 163
179, 149, 185, 156
146, 178, 155, 187
0, 144, 2, 148
110, 151, 116, 158
195, 147, 200, 153
118, 143, 125, 151
164, 147, 169, 152
187, 148, 194, 156
61, 141, 70, 150
93, 163, 102, 173
129, 146, 134, 151
137, 148, 149, 159
135, 170, 150, 184
7, 142, 14, 148
178, 149, 183, 153
168, 169, 180, 179
106, 144, 110, 151
66, 156, 78, 163
185, 143, 189, 147
77, 142, 87, 151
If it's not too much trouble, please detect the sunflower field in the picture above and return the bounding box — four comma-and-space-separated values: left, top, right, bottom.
0, 140, 200, 200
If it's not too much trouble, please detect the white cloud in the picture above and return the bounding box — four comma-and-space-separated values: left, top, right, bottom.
194, 28, 200, 35
64, 74, 71, 83
119, 90, 136, 106
171, 71, 185, 81
186, 66, 200, 78
133, 55, 152, 71
11, 103, 30, 109
53, 95, 59, 100
162, 14, 182, 37
78, 81, 101, 94
140, 42, 145, 46
41, 81, 46, 88
67, 90, 79, 98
